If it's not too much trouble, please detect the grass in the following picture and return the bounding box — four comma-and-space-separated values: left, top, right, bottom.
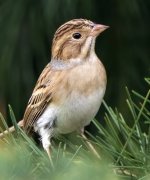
0, 77, 150, 180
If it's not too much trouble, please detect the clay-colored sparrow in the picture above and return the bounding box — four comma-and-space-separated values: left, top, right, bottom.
1, 19, 108, 158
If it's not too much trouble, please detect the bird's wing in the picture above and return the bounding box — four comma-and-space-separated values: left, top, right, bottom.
23, 63, 61, 133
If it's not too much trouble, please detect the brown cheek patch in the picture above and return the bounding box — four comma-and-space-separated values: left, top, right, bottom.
54, 40, 82, 60
61, 43, 81, 60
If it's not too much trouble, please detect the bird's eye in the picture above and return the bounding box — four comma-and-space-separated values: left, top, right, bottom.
72, 33, 82, 39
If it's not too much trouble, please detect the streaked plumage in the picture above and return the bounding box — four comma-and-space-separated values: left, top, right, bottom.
23, 19, 108, 157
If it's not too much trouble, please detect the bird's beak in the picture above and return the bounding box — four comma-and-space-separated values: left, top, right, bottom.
90, 24, 109, 37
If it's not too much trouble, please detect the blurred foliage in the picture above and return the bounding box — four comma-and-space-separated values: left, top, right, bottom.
0, 0, 150, 123
0, 142, 118, 180
0, 78, 149, 179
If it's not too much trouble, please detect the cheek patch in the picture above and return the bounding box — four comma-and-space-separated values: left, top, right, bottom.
61, 43, 81, 60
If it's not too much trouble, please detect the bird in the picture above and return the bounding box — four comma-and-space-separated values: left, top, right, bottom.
1, 19, 108, 158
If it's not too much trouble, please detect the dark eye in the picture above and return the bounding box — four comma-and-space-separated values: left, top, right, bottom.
72, 33, 82, 39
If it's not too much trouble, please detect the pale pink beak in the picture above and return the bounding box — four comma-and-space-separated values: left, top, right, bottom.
90, 24, 109, 37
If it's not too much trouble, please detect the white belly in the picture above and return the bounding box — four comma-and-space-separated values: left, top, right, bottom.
35, 86, 105, 135
56, 88, 105, 134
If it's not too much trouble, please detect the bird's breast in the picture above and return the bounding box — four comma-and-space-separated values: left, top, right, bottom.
35, 59, 106, 135
55, 59, 107, 133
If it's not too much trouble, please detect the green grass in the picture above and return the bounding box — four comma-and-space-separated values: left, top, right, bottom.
0, 78, 150, 180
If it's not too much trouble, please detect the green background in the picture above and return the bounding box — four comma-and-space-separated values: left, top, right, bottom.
0, 0, 149, 124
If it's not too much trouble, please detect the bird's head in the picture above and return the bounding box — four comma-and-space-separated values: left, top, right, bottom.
51, 19, 108, 62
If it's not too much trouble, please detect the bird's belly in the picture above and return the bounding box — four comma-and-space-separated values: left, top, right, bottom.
56, 88, 105, 134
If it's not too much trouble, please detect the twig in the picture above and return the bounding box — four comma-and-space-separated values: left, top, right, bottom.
0, 120, 23, 138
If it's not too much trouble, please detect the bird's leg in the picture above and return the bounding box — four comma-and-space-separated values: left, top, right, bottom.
42, 136, 54, 167
40, 127, 54, 167
80, 128, 101, 159
44, 144, 51, 159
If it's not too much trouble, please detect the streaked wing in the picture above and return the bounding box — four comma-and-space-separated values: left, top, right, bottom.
23, 63, 54, 133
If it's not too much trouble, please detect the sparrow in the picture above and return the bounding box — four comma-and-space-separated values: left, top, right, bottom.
1, 19, 108, 158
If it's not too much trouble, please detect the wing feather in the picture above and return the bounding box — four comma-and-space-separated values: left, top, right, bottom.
23, 63, 53, 133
